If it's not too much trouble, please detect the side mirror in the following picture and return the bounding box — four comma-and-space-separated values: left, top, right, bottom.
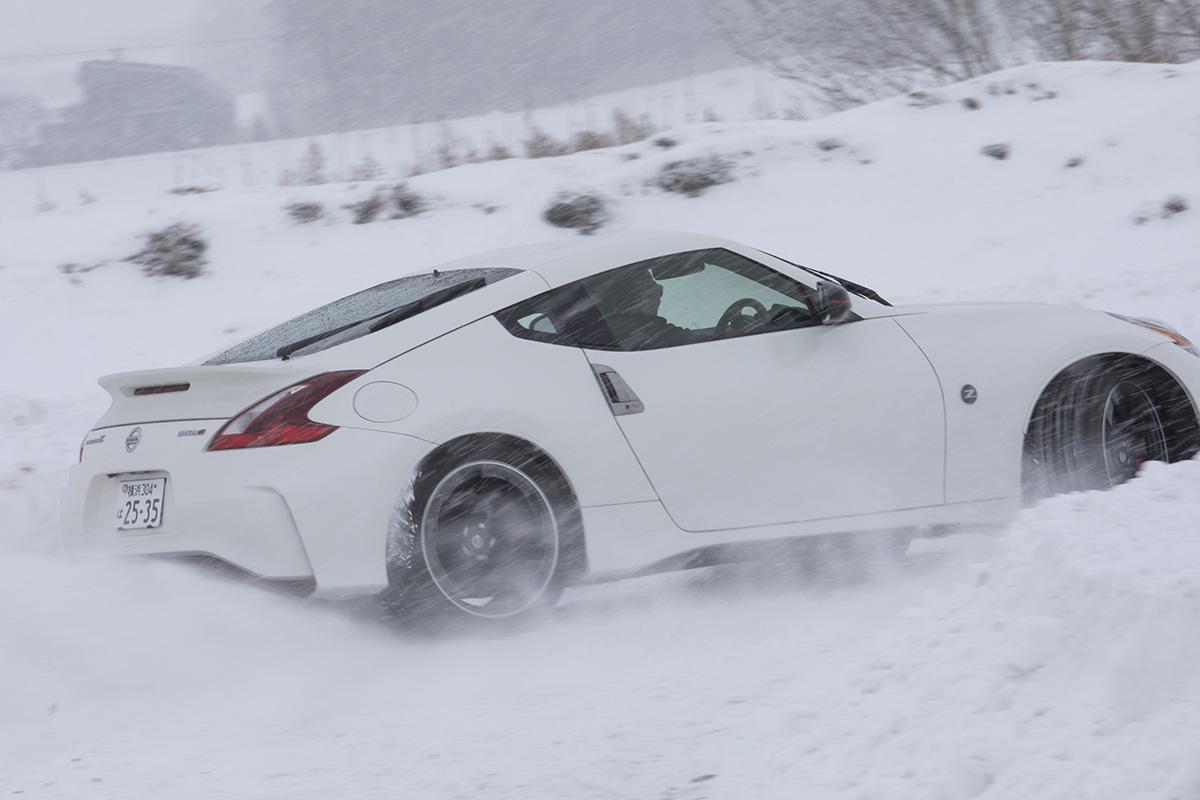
811, 280, 853, 325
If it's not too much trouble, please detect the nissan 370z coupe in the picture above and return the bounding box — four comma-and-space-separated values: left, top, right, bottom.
64, 232, 1200, 621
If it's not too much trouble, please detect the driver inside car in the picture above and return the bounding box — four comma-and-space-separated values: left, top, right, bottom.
603, 268, 703, 349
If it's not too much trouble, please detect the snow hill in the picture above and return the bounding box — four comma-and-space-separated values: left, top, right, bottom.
2, 59, 1199, 798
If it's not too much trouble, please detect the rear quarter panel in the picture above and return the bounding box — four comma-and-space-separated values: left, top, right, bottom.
309, 316, 658, 508
893, 305, 1173, 504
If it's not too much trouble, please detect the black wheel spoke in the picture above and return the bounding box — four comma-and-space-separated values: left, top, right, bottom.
1101, 380, 1167, 486
420, 460, 559, 619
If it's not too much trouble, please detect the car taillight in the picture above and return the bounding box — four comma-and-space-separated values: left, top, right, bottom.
206, 370, 365, 451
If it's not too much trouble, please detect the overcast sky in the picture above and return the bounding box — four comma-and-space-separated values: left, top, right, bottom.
0, 0, 219, 102
0, 0, 199, 55
1, 0, 737, 115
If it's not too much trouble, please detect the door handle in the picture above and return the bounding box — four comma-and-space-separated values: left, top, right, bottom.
591, 364, 644, 416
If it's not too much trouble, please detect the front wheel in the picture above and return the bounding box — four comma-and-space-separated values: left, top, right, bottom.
384, 443, 577, 626
1026, 357, 1193, 499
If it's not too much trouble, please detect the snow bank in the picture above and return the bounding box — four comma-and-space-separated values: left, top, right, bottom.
766, 459, 1200, 799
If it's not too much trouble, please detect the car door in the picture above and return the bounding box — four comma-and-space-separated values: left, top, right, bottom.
518, 247, 947, 533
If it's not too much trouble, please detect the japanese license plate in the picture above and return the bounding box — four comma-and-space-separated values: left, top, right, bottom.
116, 477, 167, 530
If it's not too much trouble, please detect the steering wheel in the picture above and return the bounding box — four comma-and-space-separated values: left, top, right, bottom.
716, 298, 769, 336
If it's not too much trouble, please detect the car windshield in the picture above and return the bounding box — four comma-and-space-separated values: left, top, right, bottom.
204, 268, 519, 365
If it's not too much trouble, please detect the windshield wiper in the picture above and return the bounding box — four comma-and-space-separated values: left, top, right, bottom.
760, 250, 892, 307
367, 278, 487, 333
276, 277, 489, 360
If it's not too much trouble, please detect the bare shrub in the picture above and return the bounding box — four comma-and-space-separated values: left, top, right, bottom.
654, 156, 734, 197
1162, 195, 1189, 218
715, 0, 1200, 113
612, 109, 656, 145
128, 223, 208, 279
544, 190, 610, 235
906, 90, 944, 108
1065, 156, 1086, 168
346, 192, 387, 224
280, 142, 328, 185
1023, 0, 1200, 64
344, 183, 426, 224
348, 154, 384, 182
524, 127, 570, 158
654, 136, 679, 149
961, 97, 982, 110
816, 137, 845, 152
168, 185, 217, 195
483, 142, 513, 161
712, 0, 1007, 111
389, 183, 426, 218
58, 261, 104, 285
285, 201, 325, 224
435, 123, 467, 169
572, 129, 614, 152
982, 143, 1011, 160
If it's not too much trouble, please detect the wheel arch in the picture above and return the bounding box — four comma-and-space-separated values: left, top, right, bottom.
387, 431, 589, 586
1021, 351, 1200, 500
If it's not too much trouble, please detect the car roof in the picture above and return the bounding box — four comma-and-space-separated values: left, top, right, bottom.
434, 231, 739, 288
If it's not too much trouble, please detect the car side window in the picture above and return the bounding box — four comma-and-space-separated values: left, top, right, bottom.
496, 248, 814, 351
495, 282, 619, 349
581, 248, 814, 350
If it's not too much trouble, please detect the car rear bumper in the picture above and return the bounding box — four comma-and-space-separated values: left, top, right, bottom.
63, 422, 435, 593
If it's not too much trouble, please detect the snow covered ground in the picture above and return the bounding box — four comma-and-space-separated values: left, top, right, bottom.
0, 65, 798, 218
2, 59, 1199, 798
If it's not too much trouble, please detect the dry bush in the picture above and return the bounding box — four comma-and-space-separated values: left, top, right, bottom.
285, 201, 325, 224
611, 109, 656, 145
982, 143, 1011, 160
128, 222, 208, 279
345, 183, 427, 224
348, 155, 384, 182
1162, 195, 1189, 218
483, 142, 513, 161
524, 127, 571, 158
544, 190, 610, 235
168, 185, 217, 195
280, 142, 329, 185
572, 130, 614, 152
346, 192, 387, 224
390, 183, 426, 218
654, 156, 735, 197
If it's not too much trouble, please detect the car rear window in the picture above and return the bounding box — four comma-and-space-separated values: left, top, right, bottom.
204, 268, 519, 365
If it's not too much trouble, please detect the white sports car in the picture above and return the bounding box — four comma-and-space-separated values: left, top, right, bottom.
64, 232, 1200, 621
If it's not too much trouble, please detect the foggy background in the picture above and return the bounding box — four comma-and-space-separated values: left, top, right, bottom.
3, 0, 1197, 170
1, 0, 738, 163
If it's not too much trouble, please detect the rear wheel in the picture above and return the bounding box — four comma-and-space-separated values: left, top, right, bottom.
384, 441, 579, 627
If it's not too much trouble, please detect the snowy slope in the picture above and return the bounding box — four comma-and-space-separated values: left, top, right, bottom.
2, 59, 1199, 798
0, 65, 798, 218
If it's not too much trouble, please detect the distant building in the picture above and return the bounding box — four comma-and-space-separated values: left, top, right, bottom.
30, 60, 234, 166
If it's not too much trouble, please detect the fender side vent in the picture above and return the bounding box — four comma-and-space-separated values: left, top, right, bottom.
590, 365, 644, 416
